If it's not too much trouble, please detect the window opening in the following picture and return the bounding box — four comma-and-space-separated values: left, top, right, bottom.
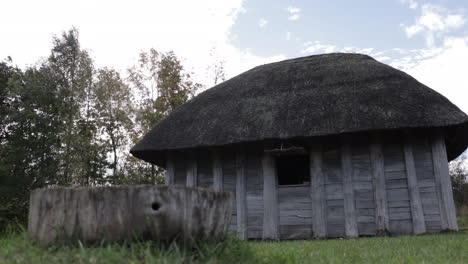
276, 154, 310, 186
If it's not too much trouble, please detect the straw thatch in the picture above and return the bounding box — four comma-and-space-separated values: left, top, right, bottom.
131, 53, 468, 166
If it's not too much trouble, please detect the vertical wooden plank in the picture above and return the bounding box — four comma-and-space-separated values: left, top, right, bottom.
212, 150, 223, 191
403, 135, 426, 234
431, 132, 458, 231
341, 142, 358, 238
165, 152, 175, 185
310, 143, 327, 238
370, 137, 389, 234
262, 152, 279, 240
236, 149, 247, 239
186, 153, 197, 187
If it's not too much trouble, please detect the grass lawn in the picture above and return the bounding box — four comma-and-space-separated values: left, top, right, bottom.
0, 230, 466, 264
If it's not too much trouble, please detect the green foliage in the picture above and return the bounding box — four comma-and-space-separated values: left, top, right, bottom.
124, 48, 201, 184
1, 28, 203, 227
449, 154, 468, 216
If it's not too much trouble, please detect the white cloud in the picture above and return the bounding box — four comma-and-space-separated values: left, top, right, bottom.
356, 48, 374, 54
376, 56, 391, 62
390, 36, 468, 113
258, 18, 268, 28
286, 32, 292, 41
301, 41, 332, 53
0, 0, 285, 88
400, 0, 418, 9
402, 4, 466, 47
287, 6, 301, 21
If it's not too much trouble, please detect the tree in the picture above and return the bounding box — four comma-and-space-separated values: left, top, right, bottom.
47, 28, 108, 185
206, 47, 226, 86
94, 68, 133, 179
0, 59, 64, 228
450, 153, 468, 210
124, 49, 200, 184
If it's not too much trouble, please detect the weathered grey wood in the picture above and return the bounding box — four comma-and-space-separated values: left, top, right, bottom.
310, 143, 327, 238
262, 152, 279, 240
280, 225, 312, 240
358, 222, 377, 235
387, 189, 410, 201
370, 139, 389, 234
341, 143, 358, 238
236, 150, 248, 239
389, 220, 413, 234
174, 156, 187, 185
212, 150, 223, 191
431, 133, 458, 231
186, 155, 197, 187
325, 184, 344, 200
388, 200, 411, 208
245, 153, 264, 239
165, 153, 175, 185
403, 139, 426, 234
28, 185, 232, 247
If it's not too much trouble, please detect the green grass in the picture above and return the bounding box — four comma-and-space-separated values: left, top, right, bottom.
457, 215, 468, 230
0, 227, 466, 264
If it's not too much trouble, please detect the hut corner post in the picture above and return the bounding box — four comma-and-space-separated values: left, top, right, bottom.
262, 152, 279, 240
403, 134, 426, 234
431, 132, 458, 231
310, 143, 327, 238
236, 150, 248, 240
165, 152, 175, 185
370, 137, 390, 234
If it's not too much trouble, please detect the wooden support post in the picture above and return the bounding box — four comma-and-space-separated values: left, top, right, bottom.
310, 143, 327, 238
165, 152, 175, 185
262, 152, 279, 240
341, 143, 358, 238
186, 153, 198, 187
236, 150, 247, 239
403, 135, 426, 234
431, 132, 458, 231
212, 150, 223, 191
370, 138, 389, 234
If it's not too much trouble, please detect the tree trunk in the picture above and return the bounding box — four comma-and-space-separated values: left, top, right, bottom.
28, 185, 232, 246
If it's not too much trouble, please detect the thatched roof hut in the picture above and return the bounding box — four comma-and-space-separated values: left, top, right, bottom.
131, 53, 467, 239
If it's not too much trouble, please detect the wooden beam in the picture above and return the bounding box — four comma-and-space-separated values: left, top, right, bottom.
262, 152, 279, 240
403, 136, 426, 234
186, 153, 198, 187
165, 152, 175, 185
431, 132, 458, 231
370, 137, 389, 234
341, 143, 358, 238
310, 143, 327, 238
212, 150, 223, 191
236, 150, 247, 239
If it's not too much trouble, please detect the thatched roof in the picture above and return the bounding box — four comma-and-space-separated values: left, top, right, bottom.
131, 53, 468, 165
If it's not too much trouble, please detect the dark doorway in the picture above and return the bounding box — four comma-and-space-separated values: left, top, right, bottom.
276, 155, 310, 186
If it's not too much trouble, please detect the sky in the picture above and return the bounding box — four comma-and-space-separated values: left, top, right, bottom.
1, 0, 467, 113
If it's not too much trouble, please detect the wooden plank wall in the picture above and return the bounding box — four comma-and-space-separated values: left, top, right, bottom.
351, 143, 377, 236
383, 140, 413, 235
245, 150, 264, 239
165, 130, 455, 240
222, 152, 237, 233
412, 137, 442, 232
173, 153, 187, 186
197, 150, 213, 188
278, 186, 312, 239
322, 143, 346, 238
